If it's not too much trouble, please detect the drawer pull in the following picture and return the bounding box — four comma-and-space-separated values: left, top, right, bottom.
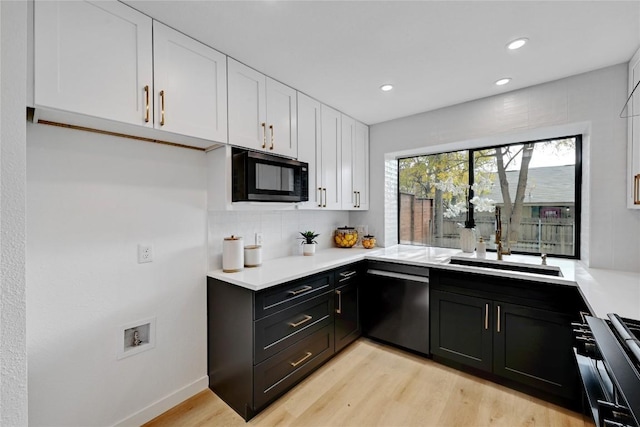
290, 351, 313, 367
261, 122, 267, 149
484, 303, 489, 330
635, 174, 640, 205
144, 85, 150, 123
288, 315, 312, 328
497, 305, 501, 333
269, 124, 274, 150
288, 285, 313, 296
339, 271, 356, 279
336, 290, 342, 314
159, 90, 165, 126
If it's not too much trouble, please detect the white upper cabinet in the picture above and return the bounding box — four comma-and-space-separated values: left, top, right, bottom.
228, 58, 297, 158
340, 115, 356, 209
34, 0, 153, 126
266, 79, 298, 158
320, 105, 342, 209
297, 93, 322, 208
353, 121, 370, 210
340, 116, 369, 210
629, 47, 640, 209
152, 22, 227, 143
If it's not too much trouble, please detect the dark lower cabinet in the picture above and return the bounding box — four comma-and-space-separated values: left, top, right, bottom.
334, 277, 360, 353
430, 290, 492, 371
208, 262, 363, 421
493, 301, 577, 400
430, 270, 586, 407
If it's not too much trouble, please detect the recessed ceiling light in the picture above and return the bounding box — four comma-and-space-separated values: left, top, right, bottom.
380, 84, 394, 92
507, 38, 528, 50
495, 78, 511, 86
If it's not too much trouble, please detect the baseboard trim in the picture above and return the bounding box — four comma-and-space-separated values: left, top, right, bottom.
112, 376, 209, 427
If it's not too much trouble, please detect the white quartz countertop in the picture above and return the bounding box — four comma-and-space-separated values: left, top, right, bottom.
208, 245, 640, 320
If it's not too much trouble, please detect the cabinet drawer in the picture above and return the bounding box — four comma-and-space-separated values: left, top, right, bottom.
254, 292, 333, 364
254, 272, 333, 319
253, 325, 334, 410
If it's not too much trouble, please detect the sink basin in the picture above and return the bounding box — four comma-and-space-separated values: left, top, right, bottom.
448, 256, 563, 277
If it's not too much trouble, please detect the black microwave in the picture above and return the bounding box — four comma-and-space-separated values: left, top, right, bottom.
231, 148, 309, 202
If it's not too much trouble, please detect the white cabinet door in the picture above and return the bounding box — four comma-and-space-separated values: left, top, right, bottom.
35, 0, 153, 127
266, 78, 297, 158
297, 93, 322, 208
228, 58, 267, 150
341, 115, 356, 209
320, 105, 342, 210
629, 48, 640, 209
353, 121, 369, 210
153, 22, 227, 143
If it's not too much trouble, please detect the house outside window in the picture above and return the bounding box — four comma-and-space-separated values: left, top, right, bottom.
398, 136, 581, 258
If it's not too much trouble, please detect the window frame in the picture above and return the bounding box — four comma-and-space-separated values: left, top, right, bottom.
397, 134, 582, 259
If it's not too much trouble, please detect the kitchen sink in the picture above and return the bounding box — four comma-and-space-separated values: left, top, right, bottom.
447, 256, 563, 277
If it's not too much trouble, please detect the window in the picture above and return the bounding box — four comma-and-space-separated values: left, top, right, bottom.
398, 136, 581, 258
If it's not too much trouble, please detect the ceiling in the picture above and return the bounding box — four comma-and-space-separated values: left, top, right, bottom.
123, 1, 640, 125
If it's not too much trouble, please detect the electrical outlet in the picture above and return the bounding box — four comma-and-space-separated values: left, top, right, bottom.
138, 244, 153, 263
255, 233, 263, 246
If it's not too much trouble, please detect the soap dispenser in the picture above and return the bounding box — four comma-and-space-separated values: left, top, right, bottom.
476, 236, 486, 258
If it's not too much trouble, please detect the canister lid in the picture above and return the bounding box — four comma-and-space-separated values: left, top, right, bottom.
337, 226, 355, 230
224, 235, 242, 240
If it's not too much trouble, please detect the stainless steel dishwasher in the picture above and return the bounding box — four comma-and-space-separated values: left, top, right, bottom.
362, 261, 430, 354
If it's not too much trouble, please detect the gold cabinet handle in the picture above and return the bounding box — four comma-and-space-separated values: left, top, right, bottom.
269, 124, 274, 150
288, 315, 312, 328
144, 85, 150, 123
261, 123, 266, 149
336, 290, 342, 314
635, 174, 640, 205
353, 191, 357, 208
323, 188, 327, 207
357, 191, 361, 208
288, 285, 312, 296
497, 305, 501, 333
318, 187, 323, 207
290, 352, 312, 367
485, 303, 489, 330
159, 90, 165, 126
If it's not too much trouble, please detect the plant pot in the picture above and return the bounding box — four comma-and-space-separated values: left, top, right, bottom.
302, 243, 316, 256
459, 228, 476, 253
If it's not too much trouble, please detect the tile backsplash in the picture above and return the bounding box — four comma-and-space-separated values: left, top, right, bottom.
208, 209, 350, 270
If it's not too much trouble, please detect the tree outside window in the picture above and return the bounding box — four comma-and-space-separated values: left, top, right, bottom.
398, 136, 580, 257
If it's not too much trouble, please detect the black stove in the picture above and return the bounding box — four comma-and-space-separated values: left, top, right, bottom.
573, 314, 640, 427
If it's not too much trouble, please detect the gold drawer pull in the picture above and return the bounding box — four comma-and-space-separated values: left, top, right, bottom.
336, 290, 342, 314
485, 303, 489, 330
144, 85, 150, 123
635, 174, 640, 205
497, 305, 501, 333
159, 90, 165, 126
323, 188, 327, 207
318, 187, 323, 207
269, 124, 274, 150
290, 351, 312, 367
261, 122, 266, 149
288, 285, 312, 296
288, 315, 312, 328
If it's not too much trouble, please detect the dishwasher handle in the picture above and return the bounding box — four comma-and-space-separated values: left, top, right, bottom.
367, 269, 429, 284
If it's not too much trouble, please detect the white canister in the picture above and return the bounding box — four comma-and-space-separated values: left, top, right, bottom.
222, 235, 244, 272
476, 236, 487, 259
244, 245, 262, 267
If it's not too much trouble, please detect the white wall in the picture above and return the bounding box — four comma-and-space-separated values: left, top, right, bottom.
1, 1, 28, 425
26, 124, 208, 426
208, 209, 349, 270
351, 64, 640, 273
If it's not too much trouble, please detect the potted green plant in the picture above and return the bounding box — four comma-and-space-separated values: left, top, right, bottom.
299, 231, 319, 256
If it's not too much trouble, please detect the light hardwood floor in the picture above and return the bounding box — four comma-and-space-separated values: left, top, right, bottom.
144, 338, 594, 427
